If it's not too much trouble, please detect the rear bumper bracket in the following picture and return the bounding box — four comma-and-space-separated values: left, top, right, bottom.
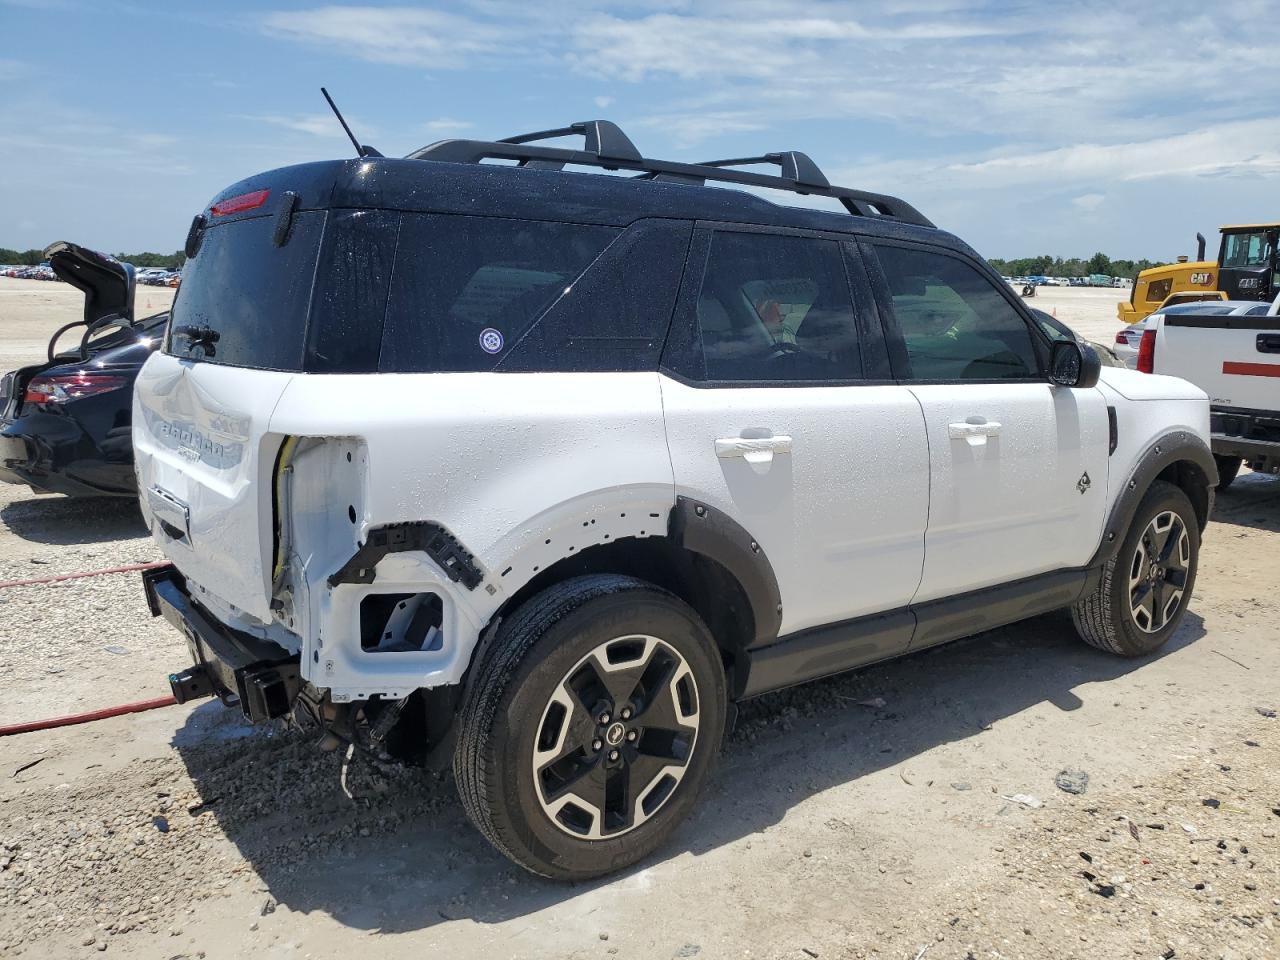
327, 521, 482, 590
144, 566, 301, 722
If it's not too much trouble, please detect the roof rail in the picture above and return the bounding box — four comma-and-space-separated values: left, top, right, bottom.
406, 119, 932, 228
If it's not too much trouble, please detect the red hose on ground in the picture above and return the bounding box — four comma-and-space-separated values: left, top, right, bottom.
0, 695, 178, 737
0, 561, 181, 736
0, 560, 171, 590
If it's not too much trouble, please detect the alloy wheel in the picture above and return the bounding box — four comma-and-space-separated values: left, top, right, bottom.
532, 634, 700, 840
1128, 510, 1190, 633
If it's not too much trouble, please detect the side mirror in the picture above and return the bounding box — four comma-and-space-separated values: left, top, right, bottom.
1049, 339, 1101, 388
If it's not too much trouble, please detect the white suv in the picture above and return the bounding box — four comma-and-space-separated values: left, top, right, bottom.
134, 121, 1216, 879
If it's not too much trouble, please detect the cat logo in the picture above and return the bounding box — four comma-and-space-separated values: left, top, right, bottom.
1189, 272, 1212, 285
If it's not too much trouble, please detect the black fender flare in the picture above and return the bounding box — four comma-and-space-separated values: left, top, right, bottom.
1091, 430, 1216, 567
667, 496, 782, 648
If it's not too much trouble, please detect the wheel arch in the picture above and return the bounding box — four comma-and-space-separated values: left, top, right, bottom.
1092, 430, 1216, 567
486, 498, 782, 698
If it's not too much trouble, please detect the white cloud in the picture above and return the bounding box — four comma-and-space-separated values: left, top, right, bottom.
260, 6, 508, 68
633, 110, 768, 148
422, 118, 474, 134
593, 95, 615, 109
247, 113, 373, 139
1072, 193, 1106, 212
941, 119, 1280, 186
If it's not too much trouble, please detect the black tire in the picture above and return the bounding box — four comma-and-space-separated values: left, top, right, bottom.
1071, 480, 1200, 656
453, 574, 726, 880
1214, 454, 1242, 491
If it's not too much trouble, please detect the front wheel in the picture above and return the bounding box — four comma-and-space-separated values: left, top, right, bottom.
1072, 480, 1200, 657
454, 575, 726, 880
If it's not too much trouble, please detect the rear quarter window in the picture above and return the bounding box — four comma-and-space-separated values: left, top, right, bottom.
378, 215, 620, 373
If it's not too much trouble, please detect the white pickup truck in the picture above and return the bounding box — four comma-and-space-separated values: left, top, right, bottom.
1143, 294, 1280, 488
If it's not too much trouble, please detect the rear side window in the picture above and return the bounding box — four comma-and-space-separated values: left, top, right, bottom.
165, 211, 324, 370
873, 244, 1040, 381
686, 231, 863, 383
379, 216, 619, 373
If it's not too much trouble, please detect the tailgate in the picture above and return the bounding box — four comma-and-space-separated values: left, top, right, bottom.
1157, 313, 1280, 411
131, 196, 327, 621
133, 355, 293, 620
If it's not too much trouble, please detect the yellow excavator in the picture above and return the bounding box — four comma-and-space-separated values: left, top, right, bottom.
1118, 223, 1280, 324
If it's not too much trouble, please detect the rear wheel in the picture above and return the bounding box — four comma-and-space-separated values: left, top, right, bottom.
1072, 480, 1199, 657
454, 575, 725, 880
1214, 454, 1242, 491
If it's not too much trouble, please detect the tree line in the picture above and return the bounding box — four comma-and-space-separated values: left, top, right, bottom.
986, 252, 1162, 280
4, 244, 1167, 281
0, 248, 186, 269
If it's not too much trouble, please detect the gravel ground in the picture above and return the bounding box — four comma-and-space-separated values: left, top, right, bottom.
0, 483, 176, 727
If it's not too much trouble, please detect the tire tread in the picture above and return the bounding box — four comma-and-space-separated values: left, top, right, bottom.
453, 574, 668, 877
1071, 480, 1197, 657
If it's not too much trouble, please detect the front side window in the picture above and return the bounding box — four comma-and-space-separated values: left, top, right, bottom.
692, 232, 862, 382
873, 244, 1040, 380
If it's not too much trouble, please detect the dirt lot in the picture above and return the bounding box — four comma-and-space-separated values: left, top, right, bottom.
1, 279, 1277, 959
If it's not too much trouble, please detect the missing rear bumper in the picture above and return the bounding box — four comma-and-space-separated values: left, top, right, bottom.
144, 566, 301, 722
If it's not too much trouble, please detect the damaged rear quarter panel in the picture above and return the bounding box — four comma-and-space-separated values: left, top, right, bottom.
267, 371, 675, 698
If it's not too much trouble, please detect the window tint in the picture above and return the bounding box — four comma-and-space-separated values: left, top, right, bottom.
692, 232, 862, 382
379, 215, 618, 373
307, 209, 399, 373
166, 211, 325, 370
497, 219, 690, 373
874, 245, 1040, 380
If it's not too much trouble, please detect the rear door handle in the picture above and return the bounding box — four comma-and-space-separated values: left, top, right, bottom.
1257, 334, 1280, 354
715, 435, 793, 465
948, 420, 1002, 446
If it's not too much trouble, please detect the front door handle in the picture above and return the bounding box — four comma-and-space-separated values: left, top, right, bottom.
715, 435, 793, 465
948, 420, 1002, 446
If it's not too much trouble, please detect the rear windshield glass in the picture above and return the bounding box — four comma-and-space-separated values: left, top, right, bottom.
379, 215, 618, 372
165, 211, 324, 370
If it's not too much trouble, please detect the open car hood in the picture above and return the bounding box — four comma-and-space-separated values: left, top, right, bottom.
44, 240, 136, 325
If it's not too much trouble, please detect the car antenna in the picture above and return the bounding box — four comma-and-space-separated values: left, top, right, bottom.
320, 87, 382, 158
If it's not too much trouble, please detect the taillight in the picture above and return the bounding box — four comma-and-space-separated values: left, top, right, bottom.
1114, 330, 1128, 344
1136, 329, 1156, 373
23, 373, 127, 405
210, 189, 270, 217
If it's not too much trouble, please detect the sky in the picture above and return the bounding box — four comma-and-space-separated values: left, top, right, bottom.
2, 0, 1278, 261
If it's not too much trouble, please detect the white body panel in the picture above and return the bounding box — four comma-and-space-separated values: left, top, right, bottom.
1096, 367, 1211, 498
136, 364, 675, 699
1152, 315, 1280, 412
907, 383, 1110, 603
659, 376, 928, 633
133, 354, 1212, 700
133, 355, 293, 622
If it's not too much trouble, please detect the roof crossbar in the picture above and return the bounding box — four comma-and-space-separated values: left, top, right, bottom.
697, 153, 830, 189
407, 119, 932, 227
498, 120, 642, 163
